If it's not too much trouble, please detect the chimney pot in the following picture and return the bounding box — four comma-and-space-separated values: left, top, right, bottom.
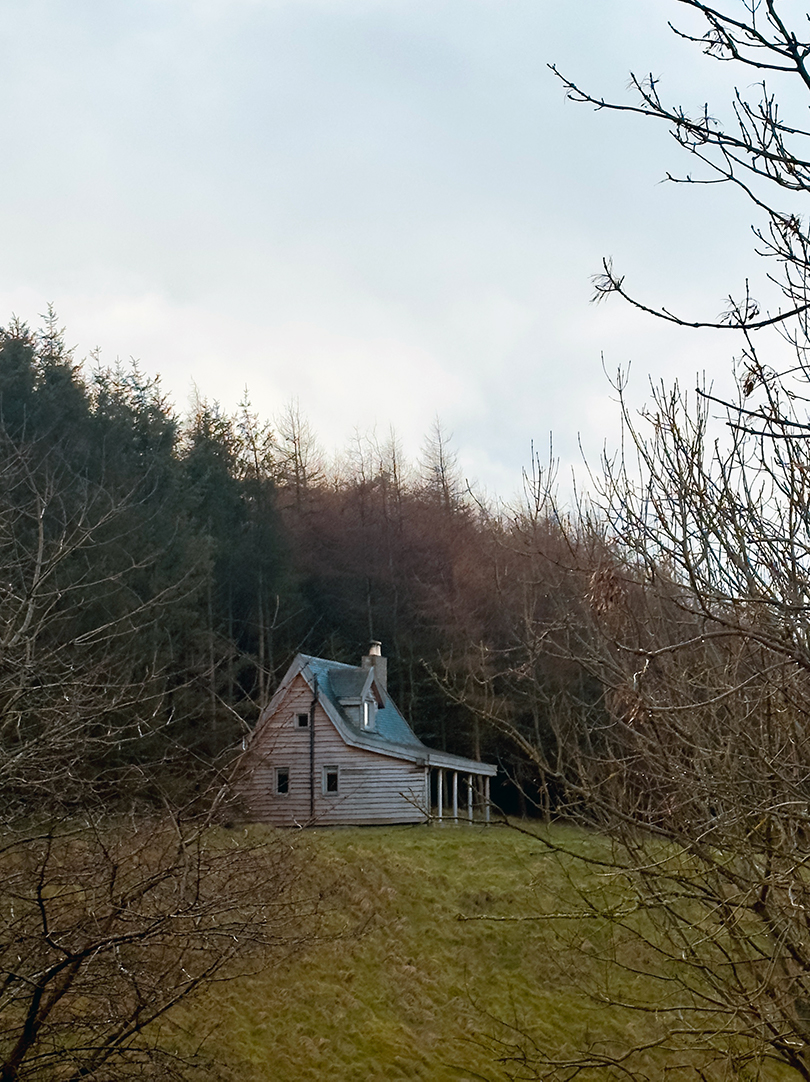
362, 641, 387, 694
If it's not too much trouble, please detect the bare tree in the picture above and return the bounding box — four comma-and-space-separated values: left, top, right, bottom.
419, 417, 462, 512
470, 387, 810, 1078
553, 2, 810, 347
0, 814, 317, 1082
0, 342, 322, 1078
0, 428, 193, 811
273, 399, 325, 510
464, 5, 810, 1077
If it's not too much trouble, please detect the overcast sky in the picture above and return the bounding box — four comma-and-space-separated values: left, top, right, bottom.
0, 0, 781, 499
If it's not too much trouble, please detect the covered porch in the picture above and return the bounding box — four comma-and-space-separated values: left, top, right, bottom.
422, 759, 496, 823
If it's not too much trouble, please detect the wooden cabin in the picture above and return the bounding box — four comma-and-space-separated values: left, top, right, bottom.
236, 642, 497, 826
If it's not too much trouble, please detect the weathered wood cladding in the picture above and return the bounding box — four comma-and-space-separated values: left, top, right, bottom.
239, 674, 427, 825
236, 650, 495, 827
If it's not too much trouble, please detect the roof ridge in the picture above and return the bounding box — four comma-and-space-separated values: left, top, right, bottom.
302, 654, 361, 672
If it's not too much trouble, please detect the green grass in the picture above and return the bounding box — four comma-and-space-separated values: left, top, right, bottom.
184, 823, 789, 1082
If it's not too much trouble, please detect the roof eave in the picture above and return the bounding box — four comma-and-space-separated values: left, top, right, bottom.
333, 724, 496, 775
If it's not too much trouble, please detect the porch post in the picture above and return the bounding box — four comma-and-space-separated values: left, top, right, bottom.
452, 771, 458, 822
437, 768, 444, 821
484, 775, 491, 823
468, 773, 473, 822
424, 765, 429, 819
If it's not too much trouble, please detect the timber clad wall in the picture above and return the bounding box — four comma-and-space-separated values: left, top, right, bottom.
240, 674, 427, 825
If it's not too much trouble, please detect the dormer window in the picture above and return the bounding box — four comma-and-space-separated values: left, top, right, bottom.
332, 665, 380, 730
362, 699, 376, 730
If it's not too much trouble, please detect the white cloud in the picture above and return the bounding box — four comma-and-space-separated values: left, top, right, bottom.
0, 0, 782, 498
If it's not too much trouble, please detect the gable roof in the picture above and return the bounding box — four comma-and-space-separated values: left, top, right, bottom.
256, 652, 496, 777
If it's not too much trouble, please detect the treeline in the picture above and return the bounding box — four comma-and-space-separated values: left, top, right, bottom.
9, 305, 810, 1072
1, 311, 597, 1077
0, 313, 605, 813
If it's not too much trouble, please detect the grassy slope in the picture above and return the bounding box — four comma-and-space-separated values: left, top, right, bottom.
192, 823, 788, 1082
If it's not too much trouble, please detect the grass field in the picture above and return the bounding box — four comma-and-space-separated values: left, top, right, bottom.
186, 822, 788, 1082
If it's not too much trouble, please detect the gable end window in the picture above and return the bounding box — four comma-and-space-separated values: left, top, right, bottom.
275, 767, 290, 795
323, 765, 339, 795
295, 713, 309, 728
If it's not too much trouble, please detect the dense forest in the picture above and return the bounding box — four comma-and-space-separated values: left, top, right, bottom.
0, 310, 604, 819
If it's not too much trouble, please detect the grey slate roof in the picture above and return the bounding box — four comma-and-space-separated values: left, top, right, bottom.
302, 655, 424, 750
329, 668, 371, 701
256, 651, 496, 776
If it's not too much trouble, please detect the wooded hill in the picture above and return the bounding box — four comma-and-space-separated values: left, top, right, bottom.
9, 299, 810, 1076
0, 311, 595, 816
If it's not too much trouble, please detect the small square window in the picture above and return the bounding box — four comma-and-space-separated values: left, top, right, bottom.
296, 713, 309, 728
275, 767, 290, 795
323, 766, 339, 795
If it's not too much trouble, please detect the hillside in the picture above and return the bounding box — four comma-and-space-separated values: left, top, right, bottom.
186, 824, 790, 1082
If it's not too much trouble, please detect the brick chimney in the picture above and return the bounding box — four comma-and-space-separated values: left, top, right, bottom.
361, 640, 387, 694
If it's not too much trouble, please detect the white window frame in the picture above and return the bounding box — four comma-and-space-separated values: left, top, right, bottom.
295, 712, 309, 728
362, 699, 376, 730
